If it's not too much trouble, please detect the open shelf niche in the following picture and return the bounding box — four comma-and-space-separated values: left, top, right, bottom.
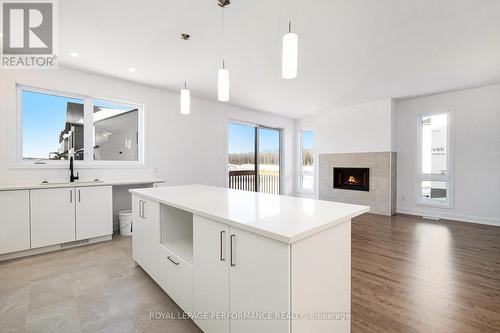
160, 204, 193, 265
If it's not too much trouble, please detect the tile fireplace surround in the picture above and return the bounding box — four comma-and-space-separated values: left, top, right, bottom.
319, 152, 397, 216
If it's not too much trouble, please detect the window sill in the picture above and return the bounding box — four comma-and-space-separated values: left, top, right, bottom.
415, 201, 453, 209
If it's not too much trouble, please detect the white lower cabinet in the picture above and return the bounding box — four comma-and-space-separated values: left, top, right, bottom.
31, 186, 113, 249
193, 217, 230, 333
76, 186, 113, 240
132, 195, 160, 281
193, 215, 290, 333
0, 190, 30, 254
31, 188, 76, 248
228, 226, 290, 333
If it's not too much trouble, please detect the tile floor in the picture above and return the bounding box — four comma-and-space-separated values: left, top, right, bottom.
0, 235, 202, 333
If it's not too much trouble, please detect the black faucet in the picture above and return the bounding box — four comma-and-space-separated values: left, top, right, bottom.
70, 156, 79, 182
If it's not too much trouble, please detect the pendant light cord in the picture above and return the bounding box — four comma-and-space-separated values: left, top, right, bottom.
183, 38, 187, 88
222, 7, 225, 69
289, 0, 292, 33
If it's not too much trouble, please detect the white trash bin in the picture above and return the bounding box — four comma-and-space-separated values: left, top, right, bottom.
119, 210, 133, 236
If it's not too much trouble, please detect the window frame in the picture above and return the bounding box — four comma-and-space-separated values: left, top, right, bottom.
415, 111, 454, 208
299, 129, 315, 194
16, 84, 145, 168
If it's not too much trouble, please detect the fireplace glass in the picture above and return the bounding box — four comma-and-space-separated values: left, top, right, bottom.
333, 167, 369, 191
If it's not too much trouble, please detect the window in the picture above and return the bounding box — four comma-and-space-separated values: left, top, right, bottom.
93, 100, 139, 161
18, 85, 143, 167
227, 122, 282, 194
300, 130, 315, 192
416, 113, 452, 207
21, 90, 85, 161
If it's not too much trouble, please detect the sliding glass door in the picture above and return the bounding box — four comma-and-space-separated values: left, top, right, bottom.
257, 127, 280, 194
228, 122, 281, 194
228, 123, 257, 191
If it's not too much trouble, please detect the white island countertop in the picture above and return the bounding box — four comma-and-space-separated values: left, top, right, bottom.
130, 184, 369, 244
0, 179, 166, 191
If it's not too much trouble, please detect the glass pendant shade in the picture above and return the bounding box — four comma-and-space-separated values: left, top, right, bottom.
218, 68, 230, 102
180, 88, 190, 115
282, 32, 298, 79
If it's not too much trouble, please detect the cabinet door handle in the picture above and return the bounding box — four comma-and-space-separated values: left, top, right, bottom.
230, 234, 236, 267
220, 230, 226, 261
167, 256, 180, 265
138, 200, 143, 218
142, 201, 146, 219
70, 190, 73, 203
78, 190, 81, 203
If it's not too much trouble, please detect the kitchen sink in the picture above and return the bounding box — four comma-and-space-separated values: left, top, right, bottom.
40, 179, 103, 185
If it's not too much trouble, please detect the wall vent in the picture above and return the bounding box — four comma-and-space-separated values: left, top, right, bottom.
61, 239, 89, 248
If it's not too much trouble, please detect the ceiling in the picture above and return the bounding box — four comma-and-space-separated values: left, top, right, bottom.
58, 0, 500, 118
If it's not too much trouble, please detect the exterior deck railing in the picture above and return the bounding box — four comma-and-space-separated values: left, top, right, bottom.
228, 170, 280, 194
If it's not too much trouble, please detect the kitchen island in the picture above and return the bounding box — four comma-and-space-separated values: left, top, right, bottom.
130, 184, 369, 333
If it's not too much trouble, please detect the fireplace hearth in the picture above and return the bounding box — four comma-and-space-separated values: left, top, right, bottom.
333, 167, 369, 191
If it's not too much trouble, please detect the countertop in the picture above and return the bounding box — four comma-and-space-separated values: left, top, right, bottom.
0, 179, 166, 191
130, 184, 369, 244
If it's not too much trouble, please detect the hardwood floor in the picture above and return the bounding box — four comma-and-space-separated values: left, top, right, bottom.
351, 213, 500, 333
0, 213, 499, 332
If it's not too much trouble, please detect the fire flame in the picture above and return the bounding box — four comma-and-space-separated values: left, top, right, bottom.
347, 176, 359, 185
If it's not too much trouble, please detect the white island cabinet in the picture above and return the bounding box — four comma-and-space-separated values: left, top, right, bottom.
130, 185, 369, 333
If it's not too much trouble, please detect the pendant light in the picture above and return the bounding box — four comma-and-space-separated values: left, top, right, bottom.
282, 0, 298, 79
217, 0, 230, 102
180, 33, 191, 115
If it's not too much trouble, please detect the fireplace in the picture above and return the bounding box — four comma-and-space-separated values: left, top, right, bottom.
333, 167, 369, 191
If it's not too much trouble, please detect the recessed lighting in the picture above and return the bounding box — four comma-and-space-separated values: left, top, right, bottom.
128, 67, 136, 73
70, 51, 80, 58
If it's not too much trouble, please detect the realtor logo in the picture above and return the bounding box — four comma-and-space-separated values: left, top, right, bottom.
1, 0, 57, 68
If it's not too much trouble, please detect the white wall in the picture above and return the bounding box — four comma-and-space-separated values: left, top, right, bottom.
295, 99, 394, 195
0, 67, 295, 195
395, 84, 500, 226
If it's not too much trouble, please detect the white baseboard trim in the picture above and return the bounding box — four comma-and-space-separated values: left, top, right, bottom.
396, 208, 500, 227
293, 192, 318, 199
0, 234, 112, 262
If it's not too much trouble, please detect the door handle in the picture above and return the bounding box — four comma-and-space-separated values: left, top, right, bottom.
78, 189, 81, 203
138, 200, 143, 218
220, 230, 226, 261
167, 256, 180, 265
142, 201, 146, 219
230, 234, 236, 267
70, 190, 73, 203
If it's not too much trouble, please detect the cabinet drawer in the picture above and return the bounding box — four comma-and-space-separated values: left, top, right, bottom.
158, 244, 193, 313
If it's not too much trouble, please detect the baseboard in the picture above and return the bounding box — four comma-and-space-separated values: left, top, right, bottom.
0, 234, 112, 262
396, 208, 500, 227
294, 192, 318, 199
